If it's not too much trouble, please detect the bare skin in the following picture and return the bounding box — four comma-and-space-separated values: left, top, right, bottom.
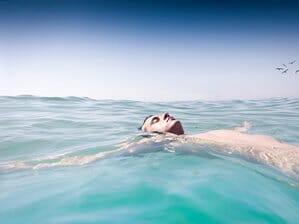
141, 112, 184, 135
141, 112, 299, 178
191, 129, 286, 149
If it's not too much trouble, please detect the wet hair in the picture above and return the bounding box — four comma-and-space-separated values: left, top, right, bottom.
138, 115, 153, 130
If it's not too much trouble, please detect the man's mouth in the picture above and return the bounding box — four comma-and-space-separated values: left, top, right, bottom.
168, 120, 184, 135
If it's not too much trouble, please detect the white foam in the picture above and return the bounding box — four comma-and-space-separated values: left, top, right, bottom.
234, 121, 251, 132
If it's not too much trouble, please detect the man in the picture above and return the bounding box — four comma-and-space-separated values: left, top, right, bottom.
140, 112, 293, 149
2, 112, 298, 178
140, 112, 299, 178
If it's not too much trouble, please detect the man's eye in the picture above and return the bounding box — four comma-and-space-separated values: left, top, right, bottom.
152, 117, 159, 123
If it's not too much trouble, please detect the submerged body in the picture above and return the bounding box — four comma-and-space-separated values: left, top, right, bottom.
187, 129, 299, 177
190, 128, 295, 150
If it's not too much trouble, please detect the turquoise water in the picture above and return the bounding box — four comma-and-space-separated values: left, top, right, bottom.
0, 95, 299, 223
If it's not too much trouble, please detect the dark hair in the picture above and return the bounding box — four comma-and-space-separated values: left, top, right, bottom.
138, 115, 153, 130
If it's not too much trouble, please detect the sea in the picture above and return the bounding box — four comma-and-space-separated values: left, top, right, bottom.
0, 95, 298, 223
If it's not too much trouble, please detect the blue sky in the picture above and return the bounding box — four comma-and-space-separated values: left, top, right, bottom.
0, 0, 299, 101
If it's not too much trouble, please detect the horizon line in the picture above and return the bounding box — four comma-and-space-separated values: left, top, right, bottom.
1, 94, 298, 103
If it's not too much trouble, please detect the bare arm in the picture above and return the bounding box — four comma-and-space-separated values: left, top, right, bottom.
0, 134, 173, 171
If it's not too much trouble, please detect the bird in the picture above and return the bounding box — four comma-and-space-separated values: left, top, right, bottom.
283, 63, 287, 67
289, 60, 296, 65
282, 69, 288, 74
295, 69, 299, 74
276, 67, 284, 71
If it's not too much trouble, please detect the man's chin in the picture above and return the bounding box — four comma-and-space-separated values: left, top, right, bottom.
168, 121, 184, 135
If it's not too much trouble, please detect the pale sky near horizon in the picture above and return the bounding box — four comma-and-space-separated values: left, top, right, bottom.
1, 1, 299, 101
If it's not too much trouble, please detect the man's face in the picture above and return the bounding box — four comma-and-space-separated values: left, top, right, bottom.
141, 112, 184, 135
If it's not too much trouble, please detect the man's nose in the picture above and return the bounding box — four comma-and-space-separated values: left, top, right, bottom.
162, 112, 169, 120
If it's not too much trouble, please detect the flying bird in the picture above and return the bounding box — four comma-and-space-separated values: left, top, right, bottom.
295, 69, 299, 74
282, 69, 288, 74
276, 67, 284, 71
289, 60, 296, 65
283, 64, 287, 67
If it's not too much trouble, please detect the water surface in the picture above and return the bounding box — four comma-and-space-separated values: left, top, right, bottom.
0, 96, 299, 223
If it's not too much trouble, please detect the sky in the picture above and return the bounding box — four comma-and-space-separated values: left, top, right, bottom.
0, 0, 299, 101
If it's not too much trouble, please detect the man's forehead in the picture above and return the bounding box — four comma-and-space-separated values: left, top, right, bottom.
145, 115, 153, 124
144, 115, 154, 124
142, 115, 154, 130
